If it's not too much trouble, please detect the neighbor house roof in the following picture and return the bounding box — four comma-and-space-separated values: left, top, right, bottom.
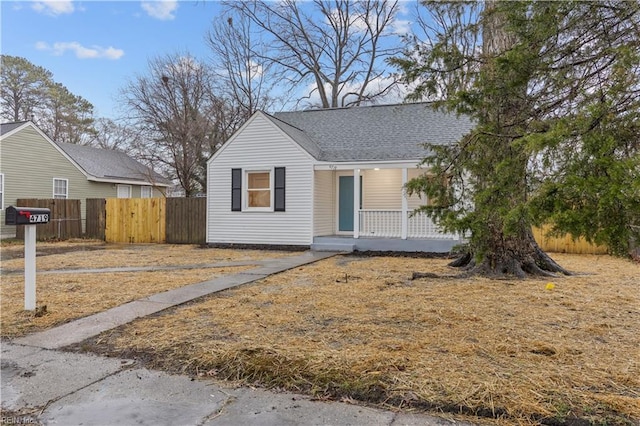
55, 142, 171, 186
0, 121, 30, 136
268, 102, 475, 162
1, 120, 170, 187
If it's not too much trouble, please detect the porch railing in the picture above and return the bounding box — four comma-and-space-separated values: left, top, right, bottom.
359, 209, 458, 240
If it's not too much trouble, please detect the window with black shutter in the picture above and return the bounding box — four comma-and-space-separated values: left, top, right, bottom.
274, 167, 285, 212
231, 168, 242, 211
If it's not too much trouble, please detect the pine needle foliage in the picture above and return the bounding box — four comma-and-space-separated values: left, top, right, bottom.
394, 1, 640, 275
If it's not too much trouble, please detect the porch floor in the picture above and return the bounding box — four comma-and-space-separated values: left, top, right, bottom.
311, 235, 462, 253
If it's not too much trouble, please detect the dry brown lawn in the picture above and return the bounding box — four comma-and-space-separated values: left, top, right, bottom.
86, 253, 639, 425
2, 241, 638, 424
0, 240, 295, 271
0, 242, 293, 337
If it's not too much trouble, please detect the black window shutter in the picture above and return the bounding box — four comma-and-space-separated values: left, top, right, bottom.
274, 167, 285, 212
231, 168, 242, 211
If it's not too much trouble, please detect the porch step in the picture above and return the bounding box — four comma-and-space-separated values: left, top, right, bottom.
310, 242, 355, 253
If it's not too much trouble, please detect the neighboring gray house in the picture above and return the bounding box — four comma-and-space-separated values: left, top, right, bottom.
206, 102, 475, 252
0, 121, 170, 238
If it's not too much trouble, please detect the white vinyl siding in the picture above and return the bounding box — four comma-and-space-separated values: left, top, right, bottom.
207, 113, 314, 246
313, 170, 334, 236
362, 169, 401, 210
117, 184, 132, 198
358, 168, 428, 211
53, 178, 69, 199
407, 168, 429, 210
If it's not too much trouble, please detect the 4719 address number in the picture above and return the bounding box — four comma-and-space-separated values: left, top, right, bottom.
29, 214, 49, 223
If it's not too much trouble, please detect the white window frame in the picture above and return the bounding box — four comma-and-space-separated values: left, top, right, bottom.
140, 186, 152, 198
243, 168, 274, 212
0, 173, 4, 210
117, 184, 132, 199
53, 178, 68, 199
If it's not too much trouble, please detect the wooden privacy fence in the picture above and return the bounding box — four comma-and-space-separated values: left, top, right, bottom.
16, 199, 82, 240
165, 197, 207, 244
85, 198, 106, 240
94, 197, 206, 244
105, 198, 166, 243
532, 225, 608, 255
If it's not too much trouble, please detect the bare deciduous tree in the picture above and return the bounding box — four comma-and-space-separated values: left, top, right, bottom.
88, 118, 139, 151
206, 13, 282, 119
225, 0, 402, 108
120, 53, 235, 196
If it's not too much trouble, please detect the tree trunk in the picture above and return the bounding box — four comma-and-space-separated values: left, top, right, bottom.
452, 1, 571, 278
449, 229, 572, 278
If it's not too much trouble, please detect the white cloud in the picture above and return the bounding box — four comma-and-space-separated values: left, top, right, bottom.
391, 19, 412, 36
302, 75, 411, 108
31, 1, 74, 16
36, 41, 125, 60
141, 0, 178, 21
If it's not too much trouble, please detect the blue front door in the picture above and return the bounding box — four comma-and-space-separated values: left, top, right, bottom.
338, 176, 354, 232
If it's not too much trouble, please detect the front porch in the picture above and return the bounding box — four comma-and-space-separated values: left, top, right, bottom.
312, 166, 462, 252
311, 235, 462, 253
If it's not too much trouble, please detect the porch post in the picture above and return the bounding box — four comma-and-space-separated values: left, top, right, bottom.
401, 168, 408, 240
353, 168, 360, 239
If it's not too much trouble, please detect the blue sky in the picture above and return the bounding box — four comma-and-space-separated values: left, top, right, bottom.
1, 1, 225, 119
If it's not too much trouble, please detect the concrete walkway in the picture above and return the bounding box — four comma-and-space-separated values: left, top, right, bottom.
12, 251, 336, 349
2, 251, 473, 426
0, 259, 262, 276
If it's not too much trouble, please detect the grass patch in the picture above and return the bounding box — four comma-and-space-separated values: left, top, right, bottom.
0, 267, 251, 337
0, 242, 294, 271
1, 242, 295, 337
82, 254, 639, 425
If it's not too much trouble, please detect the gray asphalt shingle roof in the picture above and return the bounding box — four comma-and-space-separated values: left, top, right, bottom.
55, 142, 170, 185
0, 121, 29, 136
2, 121, 169, 185
269, 102, 475, 162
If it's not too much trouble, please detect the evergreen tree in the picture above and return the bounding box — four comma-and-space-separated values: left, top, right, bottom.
0, 55, 53, 122
0, 55, 96, 144
395, 1, 640, 276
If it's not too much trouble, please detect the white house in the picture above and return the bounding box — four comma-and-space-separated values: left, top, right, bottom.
206, 102, 474, 252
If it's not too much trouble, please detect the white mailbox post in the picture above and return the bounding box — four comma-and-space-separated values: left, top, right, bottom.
5, 206, 51, 311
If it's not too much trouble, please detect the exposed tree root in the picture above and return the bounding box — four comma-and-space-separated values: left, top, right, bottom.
448, 252, 471, 268
413, 239, 573, 280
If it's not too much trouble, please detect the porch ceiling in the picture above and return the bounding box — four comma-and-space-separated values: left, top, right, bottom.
314, 161, 423, 170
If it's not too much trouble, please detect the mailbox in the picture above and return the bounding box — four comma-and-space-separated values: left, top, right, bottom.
5, 206, 51, 225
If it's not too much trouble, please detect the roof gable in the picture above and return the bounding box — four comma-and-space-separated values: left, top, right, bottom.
0, 121, 30, 138
208, 111, 317, 164
1, 121, 169, 186
55, 142, 170, 186
272, 102, 475, 162
262, 114, 322, 159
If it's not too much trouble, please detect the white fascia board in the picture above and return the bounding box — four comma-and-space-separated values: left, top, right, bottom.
314, 160, 425, 171
0, 122, 31, 140
87, 176, 171, 187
